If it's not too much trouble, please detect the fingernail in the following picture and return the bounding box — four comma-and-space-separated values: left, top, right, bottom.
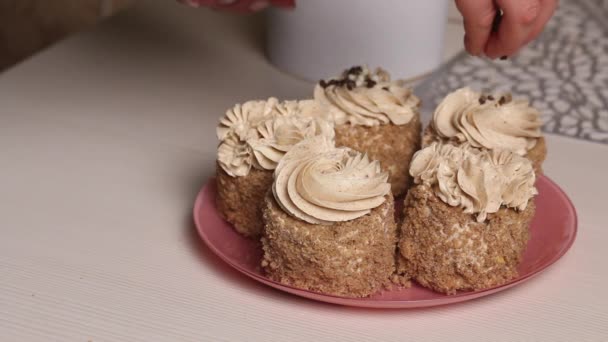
491, 10, 503, 33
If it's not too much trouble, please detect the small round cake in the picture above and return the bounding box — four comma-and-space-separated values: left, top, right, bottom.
261, 137, 397, 297
398, 142, 538, 294
422, 87, 546, 172
216, 99, 334, 237
313, 66, 422, 196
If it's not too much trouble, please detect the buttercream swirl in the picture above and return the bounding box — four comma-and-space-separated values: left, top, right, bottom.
273, 136, 391, 224
313, 65, 420, 126
249, 115, 335, 170
217, 98, 334, 176
410, 142, 537, 222
217, 132, 253, 177
433, 87, 542, 155
217, 98, 279, 141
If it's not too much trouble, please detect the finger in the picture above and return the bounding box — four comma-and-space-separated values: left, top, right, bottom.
484, 0, 541, 58
455, 0, 498, 56
524, 0, 558, 44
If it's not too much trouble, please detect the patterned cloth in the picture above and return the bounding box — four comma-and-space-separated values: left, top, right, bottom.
416, 0, 608, 144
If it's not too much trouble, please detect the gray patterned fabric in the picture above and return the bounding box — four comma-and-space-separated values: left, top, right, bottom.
415, 0, 608, 144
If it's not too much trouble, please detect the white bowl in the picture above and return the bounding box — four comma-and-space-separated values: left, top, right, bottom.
266, 0, 449, 81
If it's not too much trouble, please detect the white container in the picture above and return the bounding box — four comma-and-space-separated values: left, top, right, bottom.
266, 0, 449, 82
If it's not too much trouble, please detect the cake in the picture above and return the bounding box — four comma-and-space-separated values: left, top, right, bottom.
423, 87, 546, 172
216, 98, 334, 237
313, 66, 422, 196
398, 142, 538, 294
261, 137, 397, 297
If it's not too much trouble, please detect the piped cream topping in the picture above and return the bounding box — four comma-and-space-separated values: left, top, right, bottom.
432, 87, 542, 155
313, 66, 420, 127
410, 142, 537, 222
249, 115, 335, 170
217, 132, 254, 177
217, 98, 334, 177
273, 136, 391, 224
216, 98, 279, 141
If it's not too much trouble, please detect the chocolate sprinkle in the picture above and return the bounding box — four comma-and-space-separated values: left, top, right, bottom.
319, 66, 382, 90
487, 95, 495, 101
479, 96, 487, 105
500, 56, 508, 60
382, 86, 389, 91
497, 94, 513, 105
347, 66, 363, 75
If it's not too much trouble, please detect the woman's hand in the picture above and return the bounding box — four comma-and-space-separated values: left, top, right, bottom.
178, 0, 294, 12
456, 0, 557, 59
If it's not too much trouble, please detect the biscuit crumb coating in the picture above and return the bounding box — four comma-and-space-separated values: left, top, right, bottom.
335, 117, 421, 197
398, 185, 534, 294
261, 193, 398, 297
216, 164, 273, 237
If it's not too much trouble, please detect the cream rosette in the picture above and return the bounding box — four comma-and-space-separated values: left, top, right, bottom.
272, 137, 391, 225
410, 142, 537, 222
217, 98, 334, 176
216, 98, 279, 141
433, 87, 542, 156
217, 132, 254, 177
313, 66, 420, 126
248, 116, 335, 170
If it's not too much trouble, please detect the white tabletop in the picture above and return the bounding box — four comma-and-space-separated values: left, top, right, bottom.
1, 2, 607, 341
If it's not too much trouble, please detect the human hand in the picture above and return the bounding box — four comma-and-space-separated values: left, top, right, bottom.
455, 0, 557, 59
178, 0, 294, 12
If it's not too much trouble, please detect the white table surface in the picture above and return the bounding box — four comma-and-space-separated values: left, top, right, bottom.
1, 1, 607, 341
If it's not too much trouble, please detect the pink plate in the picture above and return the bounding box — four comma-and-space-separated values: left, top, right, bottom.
193, 175, 577, 308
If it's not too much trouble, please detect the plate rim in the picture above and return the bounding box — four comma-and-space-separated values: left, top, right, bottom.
193, 175, 578, 307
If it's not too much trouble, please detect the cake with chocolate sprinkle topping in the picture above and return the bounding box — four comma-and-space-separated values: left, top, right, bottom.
422, 87, 546, 173
313, 66, 422, 196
